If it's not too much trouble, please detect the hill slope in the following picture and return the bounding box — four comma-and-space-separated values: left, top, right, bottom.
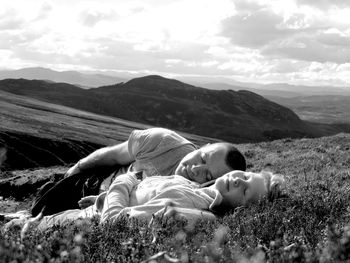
0, 76, 323, 143
0, 90, 216, 170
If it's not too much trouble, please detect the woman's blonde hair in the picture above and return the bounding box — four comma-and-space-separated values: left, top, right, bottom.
260, 171, 285, 201
211, 170, 285, 216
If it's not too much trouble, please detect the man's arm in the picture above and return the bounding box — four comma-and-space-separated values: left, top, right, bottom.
66, 141, 134, 177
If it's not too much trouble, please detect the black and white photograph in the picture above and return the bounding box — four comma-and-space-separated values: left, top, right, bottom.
0, 0, 349, 262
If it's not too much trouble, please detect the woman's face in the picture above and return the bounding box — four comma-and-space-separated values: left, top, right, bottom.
214, 171, 267, 208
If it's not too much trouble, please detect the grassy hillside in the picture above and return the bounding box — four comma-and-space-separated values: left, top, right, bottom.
0, 81, 349, 262
1, 133, 349, 262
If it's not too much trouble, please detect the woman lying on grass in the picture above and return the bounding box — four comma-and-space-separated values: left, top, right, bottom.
33, 170, 284, 229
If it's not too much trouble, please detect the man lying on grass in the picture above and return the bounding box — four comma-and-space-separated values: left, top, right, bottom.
27, 170, 284, 230
30, 127, 247, 217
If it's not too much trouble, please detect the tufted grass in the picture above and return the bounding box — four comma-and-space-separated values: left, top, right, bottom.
1, 133, 349, 262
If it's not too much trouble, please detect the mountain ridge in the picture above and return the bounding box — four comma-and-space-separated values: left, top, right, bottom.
0, 76, 335, 143
1, 67, 350, 97
0, 67, 125, 88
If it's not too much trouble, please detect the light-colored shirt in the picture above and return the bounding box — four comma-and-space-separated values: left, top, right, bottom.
101, 172, 223, 222
128, 128, 197, 178
37, 173, 222, 229
100, 128, 196, 191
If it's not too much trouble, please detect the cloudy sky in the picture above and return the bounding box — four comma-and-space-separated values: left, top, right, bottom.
1, 0, 350, 86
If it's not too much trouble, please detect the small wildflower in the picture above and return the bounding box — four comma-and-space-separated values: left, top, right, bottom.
74, 233, 83, 244
60, 250, 69, 261
175, 230, 186, 242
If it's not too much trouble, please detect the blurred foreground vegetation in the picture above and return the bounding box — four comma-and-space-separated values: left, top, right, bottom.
1, 133, 349, 262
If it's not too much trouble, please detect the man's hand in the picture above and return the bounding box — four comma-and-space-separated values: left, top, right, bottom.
65, 162, 81, 178
78, 195, 97, 209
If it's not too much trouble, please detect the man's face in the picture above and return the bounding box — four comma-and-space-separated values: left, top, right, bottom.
174, 144, 231, 184
214, 170, 267, 208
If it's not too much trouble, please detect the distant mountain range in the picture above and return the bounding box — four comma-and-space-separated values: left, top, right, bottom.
0, 76, 348, 143
0, 67, 125, 88
1, 67, 350, 97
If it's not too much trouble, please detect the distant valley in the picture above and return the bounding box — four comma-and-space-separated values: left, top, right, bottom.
199, 82, 350, 125
199, 81, 350, 97
265, 95, 350, 124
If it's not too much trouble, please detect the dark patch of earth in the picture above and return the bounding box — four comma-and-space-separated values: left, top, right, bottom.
0, 166, 68, 214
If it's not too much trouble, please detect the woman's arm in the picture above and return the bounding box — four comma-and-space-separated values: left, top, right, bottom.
66, 141, 133, 177
117, 199, 216, 223
100, 172, 139, 222
156, 207, 217, 222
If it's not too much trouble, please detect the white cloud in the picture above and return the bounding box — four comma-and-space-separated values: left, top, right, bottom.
295, 0, 350, 10
79, 9, 118, 27
0, 0, 350, 86
220, 0, 350, 68
0, 8, 24, 30
221, 8, 296, 48
261, 30, 350, 64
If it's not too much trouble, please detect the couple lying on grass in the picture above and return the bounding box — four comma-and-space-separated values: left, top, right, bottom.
4, 127, 284, 231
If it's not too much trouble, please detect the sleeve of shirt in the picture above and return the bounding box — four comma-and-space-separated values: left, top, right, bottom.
100, 172, 139, 222
128, 128, 193, 161
117, 198, 174, 221
118, 199, 215, 223
116, 187, 206, 222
